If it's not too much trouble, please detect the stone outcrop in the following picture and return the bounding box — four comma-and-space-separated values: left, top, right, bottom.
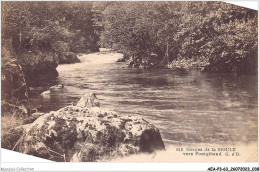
116, 57, 126, 62
76, 93, 100, 108
19, 50, 59, 81
15, 93, 165, 162
1, 41, 40, 150
58, 52, 80, 64
1, 41, 28, 105
1, 40, 30, 124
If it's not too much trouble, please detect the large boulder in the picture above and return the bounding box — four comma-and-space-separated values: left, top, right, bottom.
58, 52, 80, 64
19, 50, 59, 81
116, 57, 126, 63
16, 93, 165, 162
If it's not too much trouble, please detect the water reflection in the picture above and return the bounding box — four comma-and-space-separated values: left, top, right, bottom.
28, 51, 258, 145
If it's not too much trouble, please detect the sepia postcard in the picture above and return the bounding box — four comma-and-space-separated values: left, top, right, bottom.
0, 0, 259, 171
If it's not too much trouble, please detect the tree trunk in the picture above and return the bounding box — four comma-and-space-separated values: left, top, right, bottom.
163, 36, 169, 67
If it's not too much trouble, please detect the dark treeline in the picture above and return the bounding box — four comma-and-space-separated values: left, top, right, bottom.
1, 1, 258, 107
2, 1, 99, 81
98, 1, 258, 74
1, 1, 258, 161
2, 1, 258, 82
1, 1, 101, 107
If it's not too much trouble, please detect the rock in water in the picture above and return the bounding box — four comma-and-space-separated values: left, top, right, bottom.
17, 93, 165, 162
49, 84, 64, 91
116, 57, 126, 62
76, 92, 100, 108
58, 52, 80, 64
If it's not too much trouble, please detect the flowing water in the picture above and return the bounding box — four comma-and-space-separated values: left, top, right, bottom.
28, 49, 258, 146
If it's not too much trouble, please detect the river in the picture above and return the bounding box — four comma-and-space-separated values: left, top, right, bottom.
28, 49, 258, 149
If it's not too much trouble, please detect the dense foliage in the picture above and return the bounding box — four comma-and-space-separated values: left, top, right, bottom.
1, 1, 102, 112
1, 2, 99, 80
99, 1, 257, 74
1, 1, 258, 83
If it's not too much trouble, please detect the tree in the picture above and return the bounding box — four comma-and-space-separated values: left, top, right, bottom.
99, 1, 257, 73
2, 1, 100, 81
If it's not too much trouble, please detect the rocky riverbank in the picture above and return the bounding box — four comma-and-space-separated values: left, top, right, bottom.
58, 52, 81, 64
2, 93, 165, 162
118, 54, 209, 71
